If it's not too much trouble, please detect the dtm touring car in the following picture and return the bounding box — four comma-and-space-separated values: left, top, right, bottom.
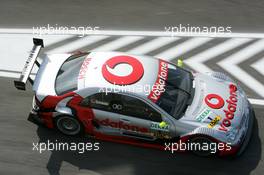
14, 38, 254, 156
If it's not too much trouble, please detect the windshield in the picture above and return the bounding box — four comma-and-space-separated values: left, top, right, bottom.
55, 53, 88, 95
156, 64, 193, 119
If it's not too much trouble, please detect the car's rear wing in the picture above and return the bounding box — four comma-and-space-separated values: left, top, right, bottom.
14, 38, 44, 90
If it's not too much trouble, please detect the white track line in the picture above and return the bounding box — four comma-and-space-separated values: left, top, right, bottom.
1, 28, 264, 105
251, 57, 264, 76
248, 98, 264, 106
185, 38, 252, 73
0, 71, 36, 79
127, 37, 179, 54
36, 35, 74, 49
218, 39, 264, 98
0, 71, 20, 78
47, 35, 110, 53
2, 28, 264, 38
92, 36, 144, 51
155, 37, 213, 60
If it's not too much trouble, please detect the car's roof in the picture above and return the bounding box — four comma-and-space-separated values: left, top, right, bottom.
77, 51, 166, 100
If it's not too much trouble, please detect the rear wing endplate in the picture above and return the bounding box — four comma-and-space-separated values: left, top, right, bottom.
14, 38, 44, 90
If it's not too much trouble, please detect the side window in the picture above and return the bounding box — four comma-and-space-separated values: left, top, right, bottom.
120, 95, 162, 122
80, 93, 162, 122
80, 93, 114, 111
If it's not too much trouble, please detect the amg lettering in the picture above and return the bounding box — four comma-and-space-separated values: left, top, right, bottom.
96, 118, 148, 133
78, 57, 92, 79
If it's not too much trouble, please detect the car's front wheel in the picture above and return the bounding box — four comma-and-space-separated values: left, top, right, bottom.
55, 115, 83, 136
190, 136, 217, 157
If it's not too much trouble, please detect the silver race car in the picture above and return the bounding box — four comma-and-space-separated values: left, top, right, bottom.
14, 38, 254, 156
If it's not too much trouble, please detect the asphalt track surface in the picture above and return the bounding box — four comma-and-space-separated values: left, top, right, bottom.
0, 0, 264, 175
1, 0, 264, 32
0, 77, 263, 175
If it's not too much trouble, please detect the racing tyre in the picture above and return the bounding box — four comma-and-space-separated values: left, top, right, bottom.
190, 136, 217, 157
55, 115, 84, 136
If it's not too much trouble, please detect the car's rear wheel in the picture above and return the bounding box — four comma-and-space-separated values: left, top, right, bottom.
55, 115, 83, 136
190, 136, 217, 157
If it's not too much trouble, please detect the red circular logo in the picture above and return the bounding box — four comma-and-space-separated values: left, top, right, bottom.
205, 94, 225, 109
102, 55, 144, 85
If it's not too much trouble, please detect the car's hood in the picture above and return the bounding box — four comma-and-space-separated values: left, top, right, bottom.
182, 72, 246, 133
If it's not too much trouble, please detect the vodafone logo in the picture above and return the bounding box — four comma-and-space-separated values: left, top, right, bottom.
148, 60, 168, 103
102, 55, 144, 85
96, 118, 148, 133
219, 84, 238, 132
204, 94, 225, 109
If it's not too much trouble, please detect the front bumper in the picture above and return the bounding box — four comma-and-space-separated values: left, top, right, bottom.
236, 102, 255, 156
219, 100, 255, 157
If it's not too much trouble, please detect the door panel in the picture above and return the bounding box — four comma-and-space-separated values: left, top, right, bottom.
120, 115, 174, 141
92, 109, 121, 136
119, 115, 154, 140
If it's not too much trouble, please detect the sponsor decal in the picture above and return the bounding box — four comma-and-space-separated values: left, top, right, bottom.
219, 84, 238, 132
150, 122, 169, 132
196, 108, 212, 122
148, 60, 168, 103
96, 118, 148, 133
22, 49, 36, 76
205, 94, 225, 109
102, 55, 144, 85
152, 131, 172, 139
207, 116, 221, 128
78, 57, 92, 79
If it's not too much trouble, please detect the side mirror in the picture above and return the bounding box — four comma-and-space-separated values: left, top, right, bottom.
177, 58, 183, 67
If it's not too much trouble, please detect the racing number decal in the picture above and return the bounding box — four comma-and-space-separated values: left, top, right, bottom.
204, 94, 224, 109
102, 55, 144, 85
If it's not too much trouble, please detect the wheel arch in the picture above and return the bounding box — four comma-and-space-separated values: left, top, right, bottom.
55, 106, 74, 116
54, 96, 75, 116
